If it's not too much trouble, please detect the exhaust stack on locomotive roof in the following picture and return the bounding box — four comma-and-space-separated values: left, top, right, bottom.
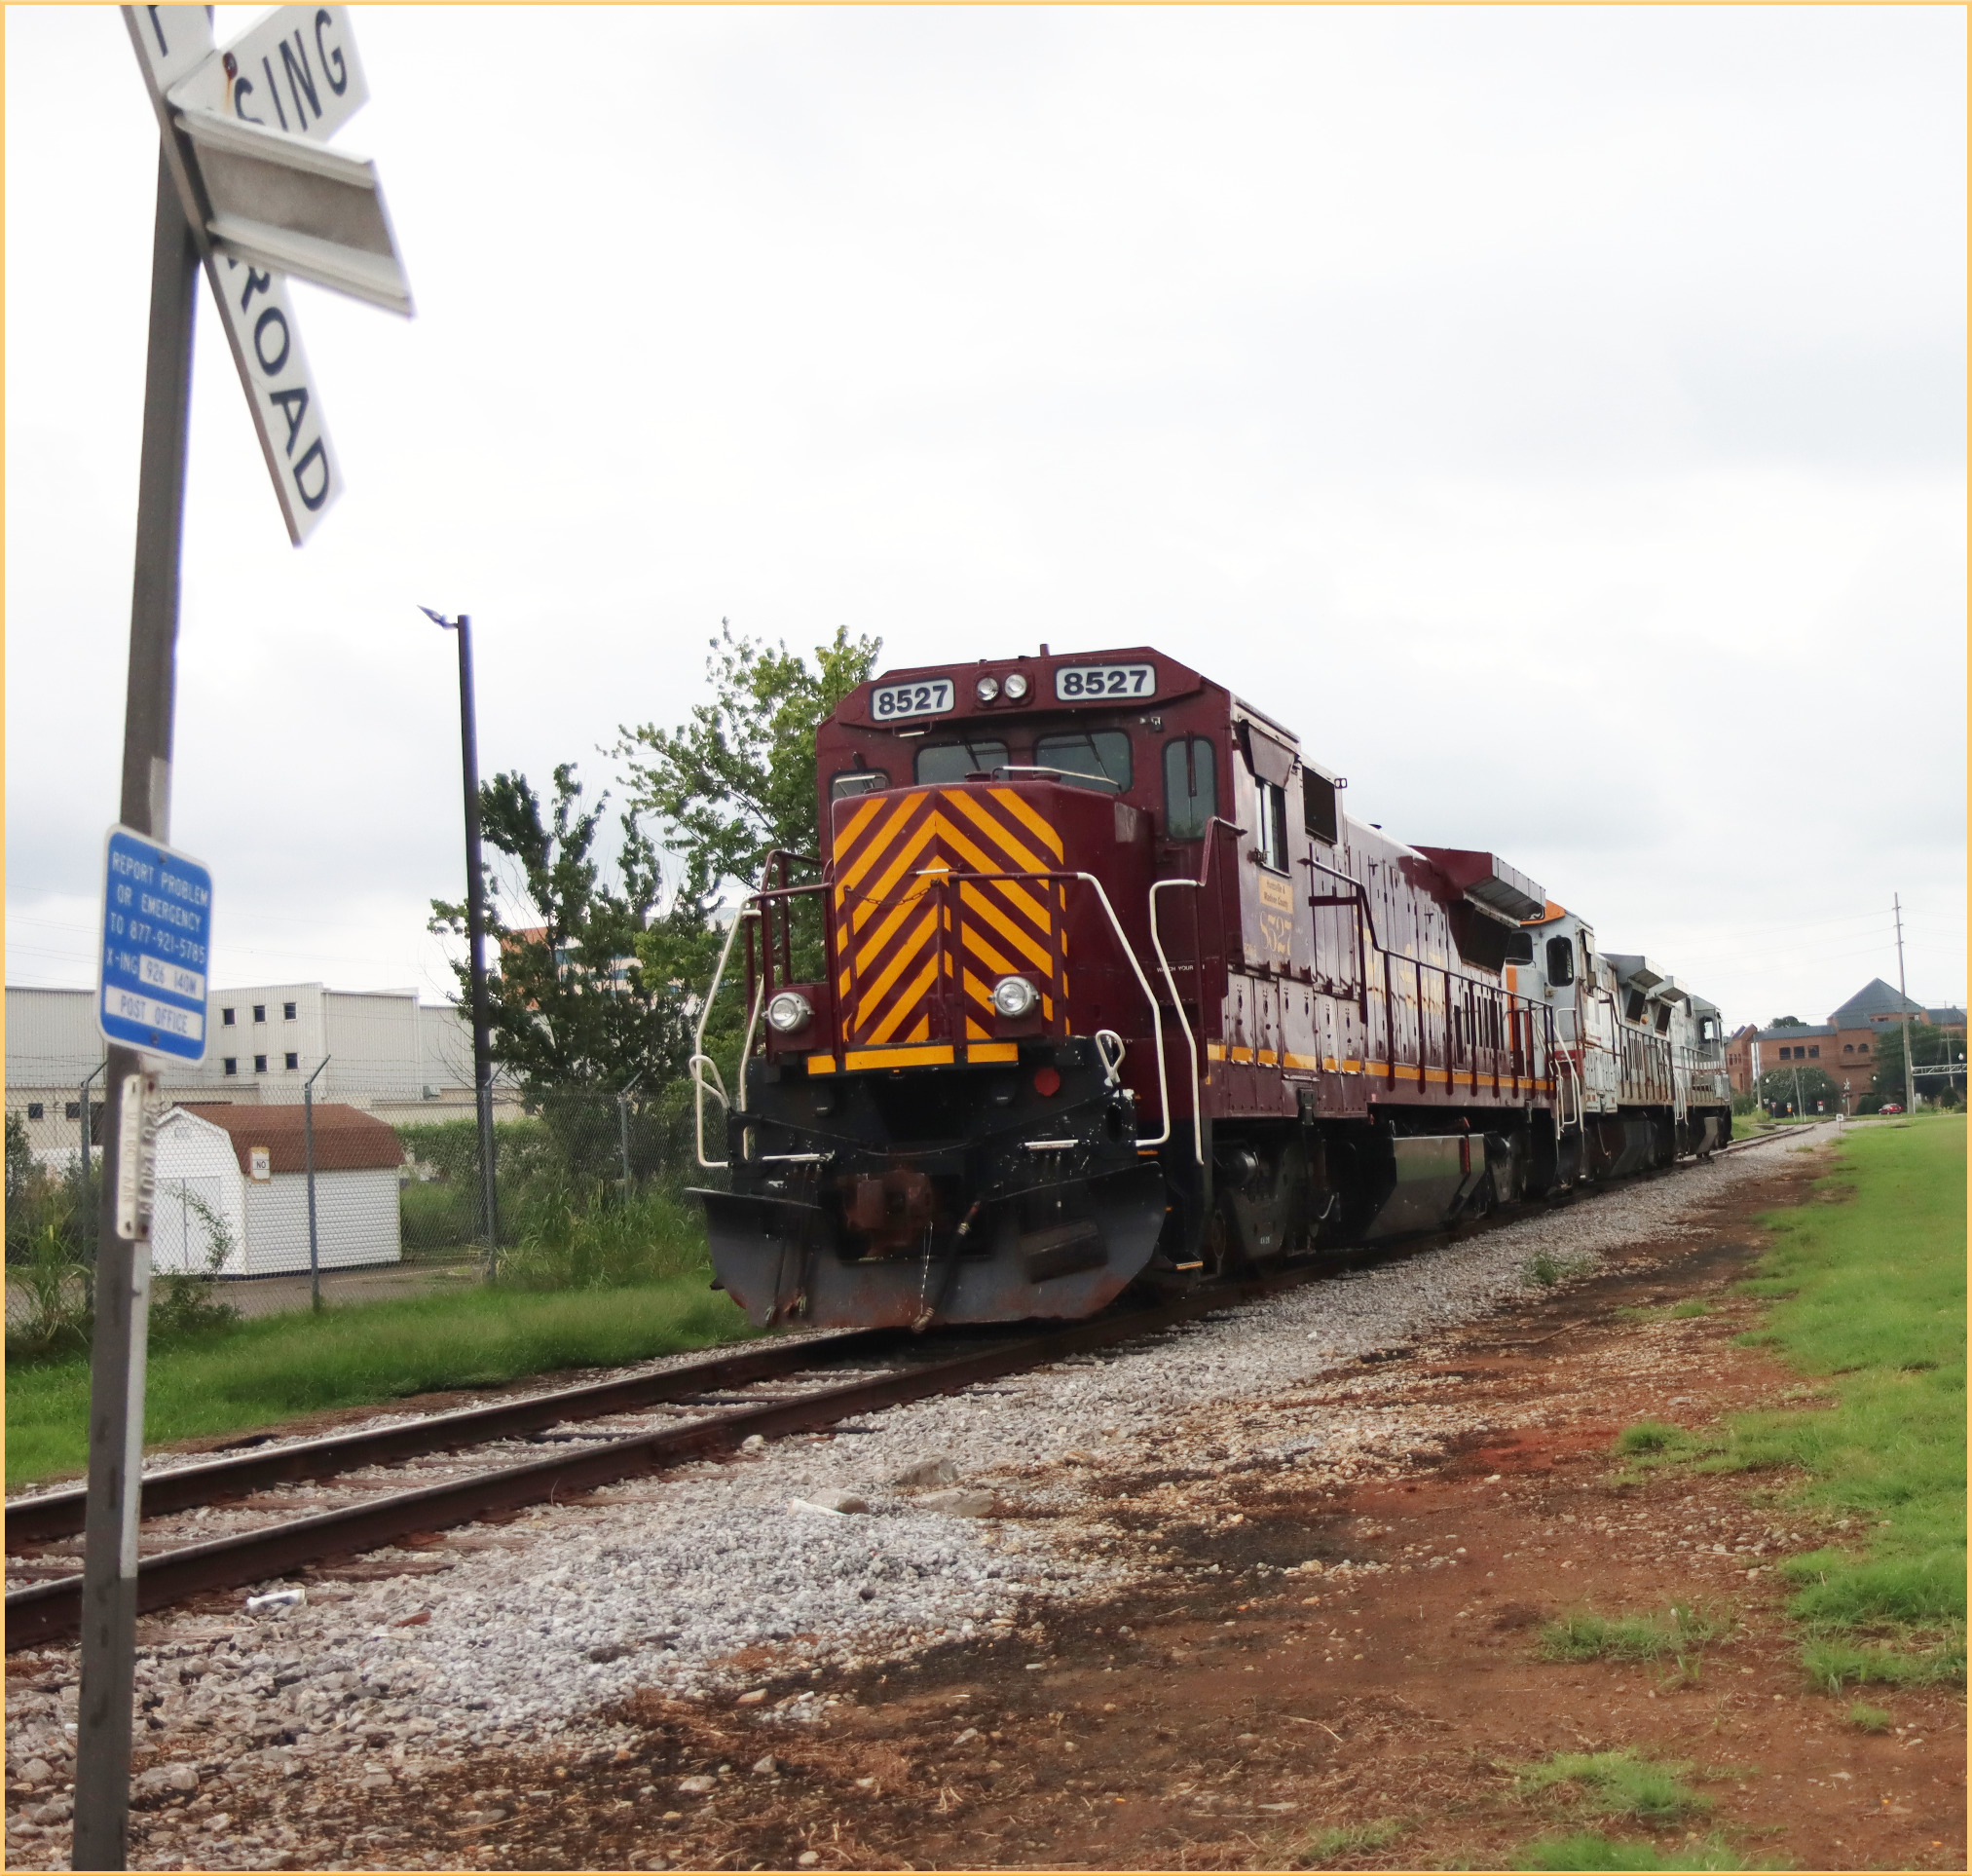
686, 647, 1733, 1330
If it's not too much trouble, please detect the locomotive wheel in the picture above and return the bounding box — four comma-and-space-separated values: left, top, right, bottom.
1203, 1198, 1247, 1279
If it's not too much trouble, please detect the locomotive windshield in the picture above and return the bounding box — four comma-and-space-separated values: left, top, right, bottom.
1034, 729, 1132, 792
914, 738, 1009, 783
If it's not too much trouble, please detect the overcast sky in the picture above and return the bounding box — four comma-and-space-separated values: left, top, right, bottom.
7, 5, 1965, 1040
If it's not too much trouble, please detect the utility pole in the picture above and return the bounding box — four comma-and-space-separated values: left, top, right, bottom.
303, 1056, 332, 1313
1894, 893, 1916, 1112
421, 609, 499, 1276
74, 147, 199, 1876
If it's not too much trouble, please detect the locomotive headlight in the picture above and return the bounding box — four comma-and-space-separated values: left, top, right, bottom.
975, 675, 1000, 703
1002, 671, 1030, 700
766, 991, 813, 1034
991, 975, 1039, 1018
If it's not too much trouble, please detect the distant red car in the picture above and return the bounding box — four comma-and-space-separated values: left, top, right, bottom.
1880, 1104, 1904, 1114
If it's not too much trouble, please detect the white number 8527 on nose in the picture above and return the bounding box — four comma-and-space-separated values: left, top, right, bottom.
869, 677, 955, 720
1055, 662, 1155, 701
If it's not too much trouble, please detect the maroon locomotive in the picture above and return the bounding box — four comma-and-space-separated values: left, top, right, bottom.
690, 646, 1732, 1329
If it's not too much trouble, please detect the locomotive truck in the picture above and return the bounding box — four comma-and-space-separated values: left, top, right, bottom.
689, 647, 1732, 1329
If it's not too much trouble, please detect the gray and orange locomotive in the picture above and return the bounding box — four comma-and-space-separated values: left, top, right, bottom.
689, 647, 1731, 1330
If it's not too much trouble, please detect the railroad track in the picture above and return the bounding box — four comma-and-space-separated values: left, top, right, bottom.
7, 1124, 1813, 1649
4, 1269, 1330, 1649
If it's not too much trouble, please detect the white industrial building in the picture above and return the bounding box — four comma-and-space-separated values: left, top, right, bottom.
152, 1103, 404, 1276
5, 981, 507, 1170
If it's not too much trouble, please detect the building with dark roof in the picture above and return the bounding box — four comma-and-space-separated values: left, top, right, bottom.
1748, 979, 1966, 1110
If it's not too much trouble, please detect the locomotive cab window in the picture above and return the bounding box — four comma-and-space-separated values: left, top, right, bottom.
1162, 736, 1217, 840
1255, 778, 1291, 873
1302, 769, 1339, 844
830, 767, 891, 801
913, 740, 1007, 785
1545, 935, 1576, 985
1034, 730, 1131, 792
1504, 930, 1535, 964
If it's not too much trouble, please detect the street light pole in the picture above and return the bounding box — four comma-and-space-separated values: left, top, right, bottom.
421, 608, 498, 1276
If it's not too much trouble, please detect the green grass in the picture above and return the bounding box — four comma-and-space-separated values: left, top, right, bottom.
1616, 1118, 1963, 1649
1800, 1634, 1965, 1695
1515, 1830, 1760, 1870
1303, 1819, 1402, 1860
1539, 1603, 1732, 1664
1707, 1116, 1965, 1631
1616, 1421, 1689, 1455
1516, 1749, 1710, 1825
1845, 1701, 1890, 1732
1668, 1299, 1710, 1319
1526, 1251, 1593, 1289
5, 1278, 753, 1487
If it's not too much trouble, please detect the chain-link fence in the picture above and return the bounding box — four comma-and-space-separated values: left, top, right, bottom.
5, 1077, 713, 1343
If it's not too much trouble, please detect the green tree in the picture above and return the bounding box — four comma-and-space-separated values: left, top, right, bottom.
429, 763, 689, 1092
616, 620, 881, 1017
1767, 1015, 1805, 1030
1758, 1064, 1842, 1115
1870, 1021, 1967, 1107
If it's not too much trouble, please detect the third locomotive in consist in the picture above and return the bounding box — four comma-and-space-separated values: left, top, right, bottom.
690, 647, 1731, 1329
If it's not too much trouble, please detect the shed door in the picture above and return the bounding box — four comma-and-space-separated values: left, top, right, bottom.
153, 1175, 230, 1275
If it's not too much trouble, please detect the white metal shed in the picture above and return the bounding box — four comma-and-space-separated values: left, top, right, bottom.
153, 1103, 403, 1276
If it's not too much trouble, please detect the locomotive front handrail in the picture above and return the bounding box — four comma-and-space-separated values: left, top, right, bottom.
691, 852, 786, 1169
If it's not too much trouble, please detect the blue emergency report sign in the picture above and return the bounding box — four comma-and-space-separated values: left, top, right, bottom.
98, 826, 214, 1062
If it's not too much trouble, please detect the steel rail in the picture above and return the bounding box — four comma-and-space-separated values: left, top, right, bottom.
3, 1275, 1317, 1650
4, 1328, 903, 1551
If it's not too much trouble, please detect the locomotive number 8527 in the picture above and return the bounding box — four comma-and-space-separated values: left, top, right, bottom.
689, 646, 1732, 1331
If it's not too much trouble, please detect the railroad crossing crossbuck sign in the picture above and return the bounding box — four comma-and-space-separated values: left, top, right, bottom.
123, 4, 413, 543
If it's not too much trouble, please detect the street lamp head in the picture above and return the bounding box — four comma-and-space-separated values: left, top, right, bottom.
418, 604, 458, 629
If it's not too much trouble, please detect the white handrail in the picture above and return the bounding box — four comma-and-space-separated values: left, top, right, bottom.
689, 1053, 730, 1170
691, 883, 765, 1172
1147, 878, 1206, 1166
1064, 871, 1172, 1148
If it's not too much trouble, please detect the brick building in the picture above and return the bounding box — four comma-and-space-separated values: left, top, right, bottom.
1748, 978, 1966, 1109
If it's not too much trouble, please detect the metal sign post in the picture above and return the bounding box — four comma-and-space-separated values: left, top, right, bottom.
75, 12, 413, 1863
73, 141, 200, 1876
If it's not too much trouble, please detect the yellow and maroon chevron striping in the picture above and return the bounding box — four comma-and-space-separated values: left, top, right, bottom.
832, 785, 1067, 1048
